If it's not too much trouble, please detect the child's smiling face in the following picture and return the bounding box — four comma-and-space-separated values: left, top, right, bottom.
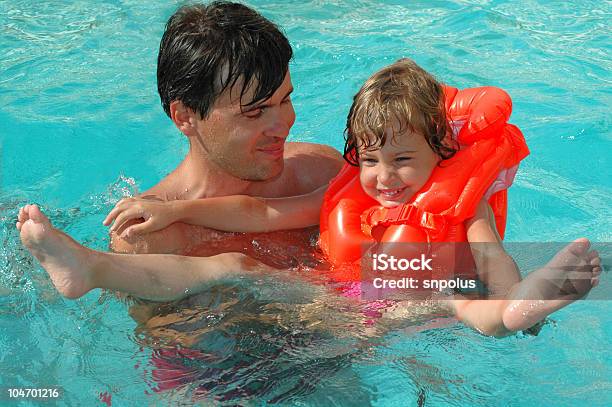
358, 127, 440, 208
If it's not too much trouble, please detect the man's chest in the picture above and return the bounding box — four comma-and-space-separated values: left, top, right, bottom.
181, 224, 321, 268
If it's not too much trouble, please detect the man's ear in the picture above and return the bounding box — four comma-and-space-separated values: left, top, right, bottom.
169, 100, 197, 135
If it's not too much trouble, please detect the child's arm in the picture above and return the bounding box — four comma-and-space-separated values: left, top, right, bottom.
444, 199, 521, 337
444, 200, 599, 337
103, 185, 327, 237
464, 200, 521, 296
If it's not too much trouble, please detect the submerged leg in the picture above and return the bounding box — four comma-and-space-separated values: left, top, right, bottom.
17, 204, 269, 301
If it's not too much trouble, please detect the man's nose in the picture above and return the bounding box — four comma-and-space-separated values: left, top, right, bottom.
264, 111, 291, 139
265, 122, 290, 139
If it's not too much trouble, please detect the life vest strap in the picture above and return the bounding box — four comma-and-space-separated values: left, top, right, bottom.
361, 204, 448, 240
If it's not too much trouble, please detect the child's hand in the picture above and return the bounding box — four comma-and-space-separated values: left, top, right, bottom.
103, 197, 177, 237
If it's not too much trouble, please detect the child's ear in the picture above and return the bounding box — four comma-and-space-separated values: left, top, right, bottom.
170, 101, 197, 135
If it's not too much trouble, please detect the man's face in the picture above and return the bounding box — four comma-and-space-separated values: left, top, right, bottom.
192, 72, 296, 181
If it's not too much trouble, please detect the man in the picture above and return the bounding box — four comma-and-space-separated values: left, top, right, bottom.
16, 1, 344, 354
111, 1, 343, 258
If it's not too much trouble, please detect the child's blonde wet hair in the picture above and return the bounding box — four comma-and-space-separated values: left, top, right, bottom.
343, 58, 457, 165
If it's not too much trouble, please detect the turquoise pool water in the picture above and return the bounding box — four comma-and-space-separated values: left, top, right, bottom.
1, 0, 610, 405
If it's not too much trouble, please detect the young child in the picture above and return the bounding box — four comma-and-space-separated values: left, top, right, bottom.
17, 59, 601, 337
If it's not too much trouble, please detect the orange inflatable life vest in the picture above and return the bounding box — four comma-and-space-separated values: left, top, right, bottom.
319, 85, 530, 282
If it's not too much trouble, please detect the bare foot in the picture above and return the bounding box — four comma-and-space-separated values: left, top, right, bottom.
524, 238, 601, 299
503, 238, 602, 331
17, 204, 96, 299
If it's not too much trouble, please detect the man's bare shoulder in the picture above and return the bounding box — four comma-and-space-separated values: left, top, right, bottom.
283, 142, 344, 193
284, 141, 342, 158
137, 177, 177, 200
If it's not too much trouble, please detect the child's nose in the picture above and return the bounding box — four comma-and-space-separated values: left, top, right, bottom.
377, 165, 396, 185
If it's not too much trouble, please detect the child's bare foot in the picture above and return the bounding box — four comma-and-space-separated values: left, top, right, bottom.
16, 204, 96, 299
528, 238, 601, 298
503, 238, 601, 331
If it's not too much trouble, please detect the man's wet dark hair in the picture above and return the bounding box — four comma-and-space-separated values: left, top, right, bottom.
157, 1, 293, 119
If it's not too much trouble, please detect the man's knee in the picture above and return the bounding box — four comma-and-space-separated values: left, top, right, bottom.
109, 221, 187, 254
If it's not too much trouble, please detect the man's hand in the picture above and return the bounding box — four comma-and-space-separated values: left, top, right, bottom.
103, 197, 178, 238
